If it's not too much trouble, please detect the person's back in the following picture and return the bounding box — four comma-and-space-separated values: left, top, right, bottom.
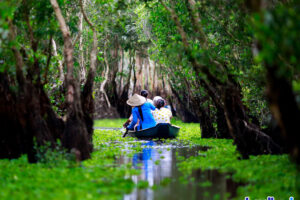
152, 99, 172, 124
128, 102, 156, 130
124, 91, 154, 130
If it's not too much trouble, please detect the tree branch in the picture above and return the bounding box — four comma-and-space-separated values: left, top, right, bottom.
80, 0, 98, 112
79, 0, 94, 31
50, 0, 75, 107
51, 39, 64, 83
185, 0, 208, 47
159, 0, 223, 88
8, 20, 25, 87
43, 35, 53, 84
160, 0, 189, 48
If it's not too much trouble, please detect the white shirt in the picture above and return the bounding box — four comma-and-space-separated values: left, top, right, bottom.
147, 98, 154, 105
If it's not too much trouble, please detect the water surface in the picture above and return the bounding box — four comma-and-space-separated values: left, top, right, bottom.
117, 140, 241, 200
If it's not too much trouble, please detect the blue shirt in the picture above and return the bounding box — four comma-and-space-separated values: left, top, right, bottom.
127, 102, 156, 130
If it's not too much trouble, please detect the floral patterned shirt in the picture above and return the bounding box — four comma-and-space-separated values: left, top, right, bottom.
152, 107, 172, 124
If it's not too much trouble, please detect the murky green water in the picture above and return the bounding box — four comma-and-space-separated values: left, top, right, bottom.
117, 140, 241, 200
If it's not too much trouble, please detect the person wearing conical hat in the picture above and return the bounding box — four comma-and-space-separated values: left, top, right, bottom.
126, 94, 156, 131
123, 90, 154, 128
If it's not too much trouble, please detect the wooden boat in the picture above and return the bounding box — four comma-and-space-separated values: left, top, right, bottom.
126, 123, 180, 139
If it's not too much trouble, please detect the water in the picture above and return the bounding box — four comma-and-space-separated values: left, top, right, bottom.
94, 127, 122, 131
118, 140, 242, 200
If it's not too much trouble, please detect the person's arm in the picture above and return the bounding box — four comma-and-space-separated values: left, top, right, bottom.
127, 109, 138, 130
123, 114, 132, 128
149, 103, 156, 111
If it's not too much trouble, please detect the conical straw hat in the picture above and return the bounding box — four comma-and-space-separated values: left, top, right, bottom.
127, 94, 146, 107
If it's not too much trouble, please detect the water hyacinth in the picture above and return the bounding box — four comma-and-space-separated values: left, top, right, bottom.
0, 119, 297, 199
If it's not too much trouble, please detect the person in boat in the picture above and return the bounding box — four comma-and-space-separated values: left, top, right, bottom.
123, 90, 153, 128
153, 96, 163, 106
126, 94, 156, 131
153, 96, 172, 111
141, 90, 154, 105
152, 98, 172, 124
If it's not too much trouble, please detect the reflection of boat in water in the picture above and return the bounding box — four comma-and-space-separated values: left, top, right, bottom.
126, 123, 180, 139
132, 141, 172, 185
124, 141, 172, 200
122, 141, 242, 200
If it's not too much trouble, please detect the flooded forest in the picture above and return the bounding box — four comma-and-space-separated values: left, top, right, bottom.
0, 0, 300, 199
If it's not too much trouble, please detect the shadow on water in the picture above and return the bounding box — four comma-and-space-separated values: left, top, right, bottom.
117, 140, 243, 200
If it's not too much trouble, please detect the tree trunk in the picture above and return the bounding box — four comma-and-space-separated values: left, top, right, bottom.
132, 50, 137, 94
50, 0, 91, 160
144, 55, 149, 90
101, 39, 112, 108
135, 51, 143, 93
118, 49, 124, 95
106, 38, 119, 106
80, 0, 98, 151
216, 105, 231, 139
266, 66, 300, 164
169, 83, 199, 122
5, 20, 59, 163
244, 0, 300, 162
161, 1, 282, 157
78, 1, 86, 84
117, 57, 134, 118
198, 104, 217, 138
223, 84, 281, 158
51, 39, 64, 83
0, 73, 23, 159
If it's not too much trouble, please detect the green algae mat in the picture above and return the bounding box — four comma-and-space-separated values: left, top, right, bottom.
0, 119, 298, 200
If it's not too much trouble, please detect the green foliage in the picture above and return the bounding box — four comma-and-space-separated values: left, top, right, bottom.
137, 180, 149, 189
1, 0, 299, 197
0, 128, 138, 200
251, 3, 300, 75
176, 136, 298, 199
34, 140, 76, 168
135, 0, 272, 126
250, 1, 300, 109
0, 119, 297, 199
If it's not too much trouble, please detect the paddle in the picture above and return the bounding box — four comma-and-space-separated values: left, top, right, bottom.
122, 121, 130, 138
122, 128, 129, 138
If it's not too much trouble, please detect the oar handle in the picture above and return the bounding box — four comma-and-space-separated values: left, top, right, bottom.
122, 129, 129, 137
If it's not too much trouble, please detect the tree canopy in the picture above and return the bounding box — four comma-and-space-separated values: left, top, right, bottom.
0, 0, 300, 165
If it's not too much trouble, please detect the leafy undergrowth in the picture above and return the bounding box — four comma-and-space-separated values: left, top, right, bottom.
174, 126, 298, 199
0, 129, 141, 200
94, 118, 298, 199
0, 119, 298, 199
